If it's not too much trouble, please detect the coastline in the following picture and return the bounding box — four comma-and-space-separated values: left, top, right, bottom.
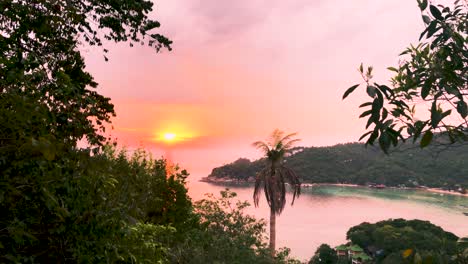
200, 177, 468, 197
424, 188, 468, 197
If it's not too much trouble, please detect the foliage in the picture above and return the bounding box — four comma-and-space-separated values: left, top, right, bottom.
343, 0, 468, 152
0, 145, 194, 263
1, 1, 306, 263
173, 190, 271, 263
170, 189, 300, 264
1, 1, 183, 262
346, 219, 460, 263
0, 0, 171, 146
309, 244, 338, 264
210, 158, 265, 181
208, 142, 468, 190
252, 129, 301, 256
252, 129, 301, 215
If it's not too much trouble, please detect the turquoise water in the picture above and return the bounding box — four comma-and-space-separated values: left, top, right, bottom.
189, 181, 468, 260
305, 185, 468, 213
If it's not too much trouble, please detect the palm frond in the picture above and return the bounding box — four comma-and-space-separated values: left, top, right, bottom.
253, 168, 268, 207
281, 166, 301, 205
279, 132, 298, 145
282, 138, 301, 151
252, 141, 270, 154
269, 129, 285, 146
252, 130, 301, 216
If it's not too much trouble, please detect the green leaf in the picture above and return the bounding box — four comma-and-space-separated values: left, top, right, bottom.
430, 5, 443, 20
387, 67, 398, 72
367, 85, 376, 98
430, 102, 443, 128
418, 0, 428, 11
422, 15, 431, 24
359, 110, 373, 118
420, 131, 433, 148
359, 102, 373, 108
419, 26, 430, 41
359, 131, 373, 141
366, 115, 376, 129
379, 132, 391, 154
441, 109, 451, 120
342, 84, 360, 100
412, 121, 426, 142
457, 101, 468, 118
421, 83, 431, 99
367, 131, 379, 145
426, 21, 439, 38
445, 86, 460, 96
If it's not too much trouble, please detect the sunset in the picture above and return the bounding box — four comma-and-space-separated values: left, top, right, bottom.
163, 133, 176, 142
2, 0, 467, 263
83, 0, 432, 173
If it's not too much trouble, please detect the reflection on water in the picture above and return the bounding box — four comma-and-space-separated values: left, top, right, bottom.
187, 180, 468, 261
303, 186, 468, 213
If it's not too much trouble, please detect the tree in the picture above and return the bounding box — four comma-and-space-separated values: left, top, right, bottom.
183, 190, 272, 264
252, 129, 302, 256
0, 1, 173, 262
309, 244, 338, 264
346, 219, 460, 263
343, 0, 467, 153
0, 0, 172, 147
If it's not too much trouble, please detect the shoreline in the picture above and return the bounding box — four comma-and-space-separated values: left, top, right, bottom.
200, 177, 468, 197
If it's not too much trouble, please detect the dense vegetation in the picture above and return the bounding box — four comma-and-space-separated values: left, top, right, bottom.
2, 142, 303, 263
0, 1, 302, 262
309, 219, 467, 264
207, 142, 468, 189
346, 219, 464, 263
308, 244, 338, 264
343, 1, 467, 152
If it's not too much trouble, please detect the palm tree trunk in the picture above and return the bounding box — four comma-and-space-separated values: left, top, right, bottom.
269, 206, 276, 257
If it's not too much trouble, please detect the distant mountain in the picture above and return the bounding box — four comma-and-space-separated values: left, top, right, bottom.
206, 142, 468, 190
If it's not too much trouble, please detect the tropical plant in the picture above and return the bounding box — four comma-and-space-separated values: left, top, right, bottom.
0, 1, 174, 261
343, 0, 467, 152
308, 244, 338, 264
252, 129, 302, 256
347, 219, 459, 263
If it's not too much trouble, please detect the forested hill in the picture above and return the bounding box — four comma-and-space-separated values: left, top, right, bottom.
207, 143, 468, 189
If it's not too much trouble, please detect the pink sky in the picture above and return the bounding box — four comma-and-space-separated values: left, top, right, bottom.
84, 0, 427, 175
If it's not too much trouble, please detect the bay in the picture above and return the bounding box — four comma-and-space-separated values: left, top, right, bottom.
187, 177, 468, 261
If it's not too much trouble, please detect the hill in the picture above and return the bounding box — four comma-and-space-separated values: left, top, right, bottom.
206, 142, 468, 190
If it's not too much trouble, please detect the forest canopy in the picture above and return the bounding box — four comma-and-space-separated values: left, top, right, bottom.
207, 142, 468, 189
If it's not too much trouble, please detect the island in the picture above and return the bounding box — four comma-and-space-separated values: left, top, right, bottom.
203, 142, 468, 195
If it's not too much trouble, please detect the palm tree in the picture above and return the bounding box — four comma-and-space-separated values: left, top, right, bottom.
252, 129, 301, 257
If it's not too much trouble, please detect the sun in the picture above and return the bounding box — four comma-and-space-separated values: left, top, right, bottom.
163, 133, 177, 141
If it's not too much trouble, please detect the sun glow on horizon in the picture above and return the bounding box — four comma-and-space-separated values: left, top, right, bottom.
163, 133, 177, 141
154, 129, 196, 144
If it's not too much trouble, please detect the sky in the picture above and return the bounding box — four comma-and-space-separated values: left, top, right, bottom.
83, 0, 427, 175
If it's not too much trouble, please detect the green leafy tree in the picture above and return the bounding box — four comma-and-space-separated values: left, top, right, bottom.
176, 190, 271, 264
0, 0, 171, 147
309, 244, 339, 264
209, 142, 468, 190
252, 129, 302, 256
0, 0, 173, 262
171, 189, 301, 264
347, 219, 459, 263
343, 0, 467, 152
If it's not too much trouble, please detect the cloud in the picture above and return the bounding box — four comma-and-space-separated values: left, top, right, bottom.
189, 0, 273, 38
86, 0, 429, 172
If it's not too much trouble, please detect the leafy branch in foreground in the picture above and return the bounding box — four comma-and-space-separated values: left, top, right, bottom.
343, 0, 467, 153
0, 0, 172, 146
